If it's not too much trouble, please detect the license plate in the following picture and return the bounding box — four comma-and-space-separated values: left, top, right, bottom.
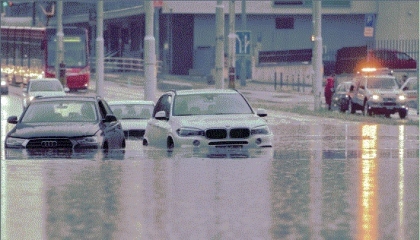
215, 145, 243, 149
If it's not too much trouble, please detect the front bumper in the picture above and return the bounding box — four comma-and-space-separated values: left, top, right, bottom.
368, 101, 408, 113
174, 133, 273, 150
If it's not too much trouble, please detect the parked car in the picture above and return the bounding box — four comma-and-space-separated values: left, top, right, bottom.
5, 95, 125, 149
1, 72, 8, 95
108, 100, 155, 139
400, 76, 418, 110
22, 78, 69, 109
142, 89, 273, 152
348, 72, 408, 118
335, 46, 417, 74
331, 81, 353, 112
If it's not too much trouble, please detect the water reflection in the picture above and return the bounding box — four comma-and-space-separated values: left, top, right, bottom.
358, 124, 378, 239
1, 122, 418, 239
46, 162, 122, 239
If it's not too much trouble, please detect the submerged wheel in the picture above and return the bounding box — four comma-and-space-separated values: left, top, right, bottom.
399, 109, 407, 119
167, 137, 174, 150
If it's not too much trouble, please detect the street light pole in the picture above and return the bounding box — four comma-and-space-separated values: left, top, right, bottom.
96, 1, 104, 97
215, 0, 225, 89
240, 0, 246, 86
144, 0, 157, 101
228, 0, 236, 89
55, 1, 64, 86
312, 0, 323, 111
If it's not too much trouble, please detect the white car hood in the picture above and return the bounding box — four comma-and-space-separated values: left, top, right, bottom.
172, 114, 267, 130
370, 89, 402, 96
29, 91, 66, 97
120, 119, 148, 130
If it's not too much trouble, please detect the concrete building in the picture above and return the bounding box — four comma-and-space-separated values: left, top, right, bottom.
3, 1, 418, 76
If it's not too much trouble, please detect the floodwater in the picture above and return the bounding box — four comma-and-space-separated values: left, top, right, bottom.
1, 120, 418, 239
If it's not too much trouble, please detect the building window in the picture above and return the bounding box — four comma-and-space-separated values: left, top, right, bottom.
273, 0, 303, 6
276, 17, 294, 29
272, 0, 350, 7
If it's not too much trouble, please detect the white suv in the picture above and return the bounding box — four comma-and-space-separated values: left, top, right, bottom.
348, 73, 408, 119
143, 89, 273, 153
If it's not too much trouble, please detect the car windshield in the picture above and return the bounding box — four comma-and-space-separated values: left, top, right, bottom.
366, 77, 398, 90
337, 83, 351, 92
30, 81, 63, 92
21, 101, 97, 123
173, 93, 253, 116
110, 104, 154, 119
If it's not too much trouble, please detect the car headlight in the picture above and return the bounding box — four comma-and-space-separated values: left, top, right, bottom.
29, 96, 35, 101
1, 81, 6, 86
398, 95, 406, 101
76, 134, 102, 146
371, 95, 380, 101
251, 125, 271, 135
5, 137, 27, 147
176, 127, 205, 137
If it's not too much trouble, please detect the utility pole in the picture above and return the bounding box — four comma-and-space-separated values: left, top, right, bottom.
96, 1, 104, 97
215, 0, 225, 89
312, 0, 323, 111
240, 0, 246, 86
55, 1, 64, 86
228, 0, 236, 89
144, 0, 157, 101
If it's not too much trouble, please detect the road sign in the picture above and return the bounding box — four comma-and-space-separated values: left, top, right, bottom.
364, 14, 375, 37
236, 31, 251, 55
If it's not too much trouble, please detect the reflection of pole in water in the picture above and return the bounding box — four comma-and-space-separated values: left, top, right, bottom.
398, 125, 405, 239
358, 124, 378, 239
310, 124, 322, 239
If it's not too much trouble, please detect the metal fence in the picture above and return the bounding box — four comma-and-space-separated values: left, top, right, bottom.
90, 57, 162, 73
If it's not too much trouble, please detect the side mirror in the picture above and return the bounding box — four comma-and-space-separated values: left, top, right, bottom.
103, 114, 117, 123
64, 87, 70, 92
256, 108, 268, 117
349, 85, 354, 92
155, 110, 168, 120
359, 85, 365, 90
7, 116, 18, 124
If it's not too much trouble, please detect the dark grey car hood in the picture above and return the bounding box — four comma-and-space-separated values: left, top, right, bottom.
9, 122, 100, 138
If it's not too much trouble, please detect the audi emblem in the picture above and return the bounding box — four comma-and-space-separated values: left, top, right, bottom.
41, 141, 57, 148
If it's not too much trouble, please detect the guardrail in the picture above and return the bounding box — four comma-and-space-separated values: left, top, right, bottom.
90, 57, 162, 73
258, 49, 312, 64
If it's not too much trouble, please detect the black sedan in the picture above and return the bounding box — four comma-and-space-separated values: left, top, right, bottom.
331, 81, 353, 113
5, 95, 126, 149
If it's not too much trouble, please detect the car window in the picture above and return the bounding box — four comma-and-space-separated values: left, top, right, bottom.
154, 94, 172, 117
30, 81, 63, 91
21, 101, 97, 123
172, 93, 253, 116
98, 100, 112, 119
366, 77, 398, 89
110, 104, 154, 119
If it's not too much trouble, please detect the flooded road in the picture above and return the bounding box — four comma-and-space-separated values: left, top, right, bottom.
2, 122, 418, 239
1, 84, 419, 239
